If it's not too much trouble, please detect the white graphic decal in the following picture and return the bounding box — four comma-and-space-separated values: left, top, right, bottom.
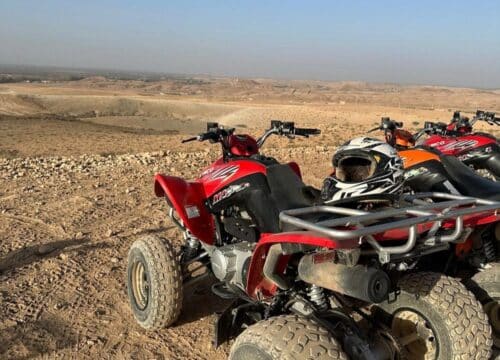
212, 182, 250, 204
206, 165, 239, 181
439, 140, 478, 152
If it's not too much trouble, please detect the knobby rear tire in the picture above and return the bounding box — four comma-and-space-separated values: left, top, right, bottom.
467, 263, 500, 350
377, 272, 492, 359
229, 314, 348, 360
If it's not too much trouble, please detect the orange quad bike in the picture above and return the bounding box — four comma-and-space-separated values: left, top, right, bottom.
369, 117, 500, 352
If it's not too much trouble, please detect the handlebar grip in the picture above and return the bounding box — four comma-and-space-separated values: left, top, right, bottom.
181, 136, 198, 143
294, 128, 321, 136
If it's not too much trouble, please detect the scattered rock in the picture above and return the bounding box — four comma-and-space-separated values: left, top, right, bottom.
37, 243, 57, 255
95, 308, 106, 316
53, 302, 66, 310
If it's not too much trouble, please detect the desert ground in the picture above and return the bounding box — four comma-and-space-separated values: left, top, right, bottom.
0, 76, 499, 359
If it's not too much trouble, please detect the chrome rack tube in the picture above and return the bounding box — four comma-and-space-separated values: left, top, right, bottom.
279, 192, 500, 254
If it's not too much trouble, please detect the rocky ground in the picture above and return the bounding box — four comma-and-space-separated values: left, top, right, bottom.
0, 78, 498, 359
0, 140, 336, 359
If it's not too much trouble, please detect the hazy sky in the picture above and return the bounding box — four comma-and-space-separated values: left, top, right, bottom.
1, 1, 499, 88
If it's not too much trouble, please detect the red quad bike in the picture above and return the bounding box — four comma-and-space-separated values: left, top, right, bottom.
127, 121, 496, 359
417, 110, 500, 181
370, 116, 500, 354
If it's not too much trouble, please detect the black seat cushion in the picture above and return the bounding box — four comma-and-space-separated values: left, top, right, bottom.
441, 155, 500, 201
233, 164, 317, 234
266, 164, 315, 212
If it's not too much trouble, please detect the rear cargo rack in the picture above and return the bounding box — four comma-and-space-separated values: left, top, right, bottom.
279, 192, 500, 263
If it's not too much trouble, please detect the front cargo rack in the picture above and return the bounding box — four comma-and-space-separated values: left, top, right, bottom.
279, 192, 500, 264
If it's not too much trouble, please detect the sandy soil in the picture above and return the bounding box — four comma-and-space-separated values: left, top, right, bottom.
0, 78, 499, 359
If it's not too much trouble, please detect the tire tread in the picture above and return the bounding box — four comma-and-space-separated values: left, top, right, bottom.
127, 235, 183, 329
397, 272, 492, 360
229, 314, 347, 360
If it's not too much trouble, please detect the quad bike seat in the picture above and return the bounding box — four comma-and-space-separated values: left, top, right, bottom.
245, 164, 317, 233
440, 155, 500, 201
267, 164, 317, 212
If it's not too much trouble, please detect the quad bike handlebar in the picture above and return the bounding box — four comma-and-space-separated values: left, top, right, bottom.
181, 120, 320, 147
473, 110, 500, 126
368, 117, 403, 133
369, 117, 414, 148
412, 121, 448, 140
411, 110, 499, 138
181, 122, 235, 144
256, 120, 320, 147
372, 110, 500, 144
422, 110, 500, 135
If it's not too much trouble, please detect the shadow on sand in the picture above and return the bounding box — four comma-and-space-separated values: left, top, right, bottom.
0, 238, 112, 273
0, 315, 79, 360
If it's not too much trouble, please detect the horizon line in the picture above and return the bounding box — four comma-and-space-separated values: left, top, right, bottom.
1, 62, 499, 92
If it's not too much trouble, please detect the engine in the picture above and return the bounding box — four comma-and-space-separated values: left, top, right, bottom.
210, 242, 254, 291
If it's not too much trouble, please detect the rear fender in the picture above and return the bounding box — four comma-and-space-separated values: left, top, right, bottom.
461, 144, 500, 179
154, 174, 215, 244
246, 232, 358, 299
448, 213, 500, 228
484, 151, 500, 178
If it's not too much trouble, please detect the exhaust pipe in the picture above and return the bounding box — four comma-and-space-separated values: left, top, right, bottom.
298, 253, 390, 303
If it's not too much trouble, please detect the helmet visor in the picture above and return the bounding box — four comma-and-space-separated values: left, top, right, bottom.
335, 153, 377, 182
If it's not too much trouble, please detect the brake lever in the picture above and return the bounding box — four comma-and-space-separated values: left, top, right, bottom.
181, 136, 198, 143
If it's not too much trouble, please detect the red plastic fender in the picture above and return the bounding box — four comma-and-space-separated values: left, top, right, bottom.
245, 232, 359, 299
154, 174, 215, 245
424, 134, 497, 156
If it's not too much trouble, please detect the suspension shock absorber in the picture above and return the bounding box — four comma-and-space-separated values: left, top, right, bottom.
476, 227, 497, 263
168, 206, 200, 261
482, 235, 496, 262
182, 230, 200, 261
308, 285, 328, 312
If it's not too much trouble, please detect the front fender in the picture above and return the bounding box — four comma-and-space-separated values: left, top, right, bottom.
154, 174, 215, 244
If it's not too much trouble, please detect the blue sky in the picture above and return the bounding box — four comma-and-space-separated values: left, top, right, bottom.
0, 1, 499, 88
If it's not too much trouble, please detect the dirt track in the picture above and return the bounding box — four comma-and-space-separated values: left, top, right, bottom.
0, 80, 499, 359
